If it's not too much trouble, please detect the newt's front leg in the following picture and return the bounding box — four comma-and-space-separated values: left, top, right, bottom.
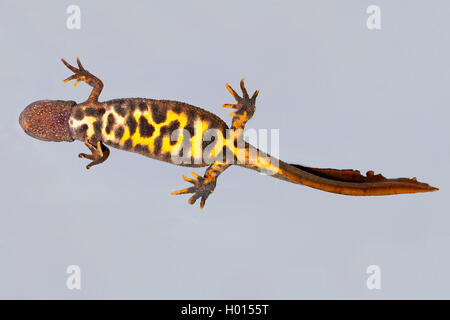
172, 162, 230, 209
61, 57, 104, 103
79, 140, 110, 170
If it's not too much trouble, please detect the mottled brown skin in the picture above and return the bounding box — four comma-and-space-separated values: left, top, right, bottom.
19, 100, 75, 142
19, 58, 438, 209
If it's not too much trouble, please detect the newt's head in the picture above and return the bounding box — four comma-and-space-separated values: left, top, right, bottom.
19, 100, 76, 142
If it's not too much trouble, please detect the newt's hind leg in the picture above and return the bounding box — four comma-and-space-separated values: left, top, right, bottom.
171, 162, 230, 209
61, 57, 104, 103
223, 78, 259, 130
79, 140, 110, 170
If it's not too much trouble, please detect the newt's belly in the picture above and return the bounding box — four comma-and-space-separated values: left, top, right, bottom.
68, 98, 230, 166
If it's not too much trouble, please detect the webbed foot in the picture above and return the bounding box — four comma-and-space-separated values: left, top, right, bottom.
222, 78, 259, 129
61, 57, 104, 102
171, 172, 216, 209
79, 140, 110, 169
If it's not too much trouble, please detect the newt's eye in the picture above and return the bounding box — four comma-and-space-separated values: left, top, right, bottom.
19, 100, 76, 142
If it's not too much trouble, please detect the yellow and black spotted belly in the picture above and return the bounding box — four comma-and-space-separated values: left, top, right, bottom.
68, 98, 229, 166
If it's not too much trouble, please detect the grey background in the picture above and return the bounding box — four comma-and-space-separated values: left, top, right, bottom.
0, 0, 448, 299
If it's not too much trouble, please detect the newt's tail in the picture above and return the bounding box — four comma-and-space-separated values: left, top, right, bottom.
241, 148, 438, 196
279, 161, 438, 195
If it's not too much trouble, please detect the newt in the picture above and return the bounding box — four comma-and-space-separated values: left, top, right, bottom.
19, 58, 438, 208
